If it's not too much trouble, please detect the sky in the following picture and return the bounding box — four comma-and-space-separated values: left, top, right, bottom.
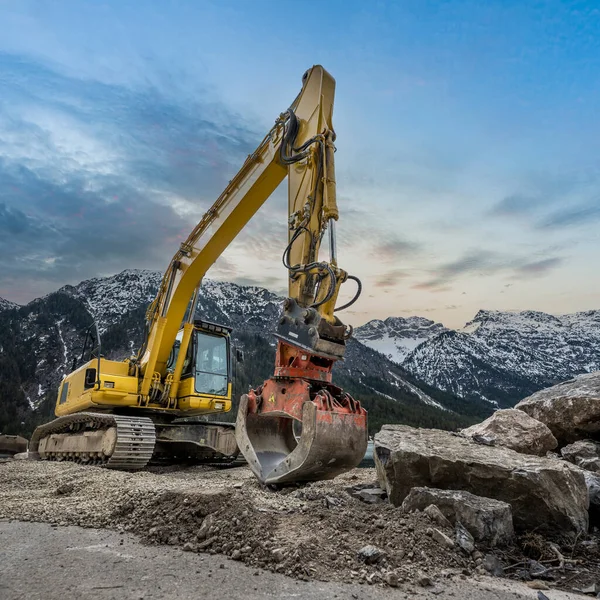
0, 0, 599, 329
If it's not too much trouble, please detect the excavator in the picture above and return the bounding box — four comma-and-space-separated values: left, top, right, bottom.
29, 65, 367, 485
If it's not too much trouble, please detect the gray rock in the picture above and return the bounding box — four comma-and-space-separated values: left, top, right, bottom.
12, 452, 30, 461
424, 504, 452, 528
462, 409, 557, 456
350, 486, 387, 504
482, 554, 504, 576
455, 522, 475, 554
577, 469, 600, 526
561, 440, 600, 473
516, 372, 600, 444
357, 545, 385, 564
402, 487, 513, 546
375, 425, 588, 535
431, 528, 454, 548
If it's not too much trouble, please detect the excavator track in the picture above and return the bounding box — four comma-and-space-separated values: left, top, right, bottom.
30, 413, 156, 470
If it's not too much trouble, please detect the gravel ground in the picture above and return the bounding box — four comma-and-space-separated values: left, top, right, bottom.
2, 520, 585, 600
0, 458, 598, 595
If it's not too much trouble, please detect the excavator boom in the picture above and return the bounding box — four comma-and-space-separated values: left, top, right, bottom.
30, 65, 367, 482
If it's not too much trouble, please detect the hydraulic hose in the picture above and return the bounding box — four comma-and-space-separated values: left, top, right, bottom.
335, 275, 362, 312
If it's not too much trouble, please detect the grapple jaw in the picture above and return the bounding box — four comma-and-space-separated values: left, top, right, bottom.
235, 351, 368, 485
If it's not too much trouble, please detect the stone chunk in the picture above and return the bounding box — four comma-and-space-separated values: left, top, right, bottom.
431, 528, 454, 548
561, 440, 600, 473
515, 372, 600, 444
424, 504, 452, 528
401, 486, 514, 546
375, 425, 588, 535
462, 409, 557, 456
357, 545, 385, 564
455, 522, 475, 554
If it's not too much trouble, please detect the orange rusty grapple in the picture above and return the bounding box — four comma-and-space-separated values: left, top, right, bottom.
236, 298, 368, 485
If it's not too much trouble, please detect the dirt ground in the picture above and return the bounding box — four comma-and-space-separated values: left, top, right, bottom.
1, 458, 599, 596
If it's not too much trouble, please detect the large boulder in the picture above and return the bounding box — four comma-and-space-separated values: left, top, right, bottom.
374, 424, 588, 535
561, 440, 600, 473
462, 409, 557, 456
401, 487, 514, 546
515, 372, 600, 444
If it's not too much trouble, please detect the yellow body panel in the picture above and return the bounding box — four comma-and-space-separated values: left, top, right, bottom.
55, 357, 231, 418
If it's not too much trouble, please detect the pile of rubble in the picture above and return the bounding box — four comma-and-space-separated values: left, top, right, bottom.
374, 371, 600, 593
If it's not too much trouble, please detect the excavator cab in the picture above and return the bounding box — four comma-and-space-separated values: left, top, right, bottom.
168, 320, 234, 412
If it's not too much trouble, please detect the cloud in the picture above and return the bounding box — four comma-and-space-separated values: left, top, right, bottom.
413, 250, 496, 290
0, 52, 266, 301
373, 235, 420, 261
537, 202, 600, 229
413, 250, 564, 291
489, 194, 543, 217
512, 257, 563, 278
373, 268, 410, 288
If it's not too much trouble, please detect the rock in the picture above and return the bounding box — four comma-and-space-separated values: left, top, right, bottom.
575, 583, 600, 595
347, 484, 387, 504
462, 409, 557, 456
526, 581, 550, 590
417, 572, 433, 587
12, 452, 30, 460
357, 488, 386, 504
516, 372, 600, 444
384, 571, 399, 587
424, 504, 452, 528
357, 545, 385, 564
561, 440, 600, 473
197, 515, 214, 540
376, 425, 588, 535
579, 470, 600, 526
182, 542, 196, 552
431, 528, 454, 548
482, 554, 504, 576
455, 522, 475, 554
271, 548, 285, 563
401, 487, 514, 545
231, 549, 241, 560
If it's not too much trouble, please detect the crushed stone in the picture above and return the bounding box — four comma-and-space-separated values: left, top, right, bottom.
1, 459, 600, 593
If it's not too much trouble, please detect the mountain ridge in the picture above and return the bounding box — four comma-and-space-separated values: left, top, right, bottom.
356, 306, 600, 408
0, 269, 480, 436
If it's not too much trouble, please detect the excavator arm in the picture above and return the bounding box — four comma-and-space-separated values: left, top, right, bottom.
134, 65, 367, 484
138, 66, 343, 388
32, 65, 367, 481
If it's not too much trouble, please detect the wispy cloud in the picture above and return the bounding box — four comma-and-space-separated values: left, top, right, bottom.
374, 268, 410, 288
537, 202, 600, 229
373, 235, 421, 261
489, 193, 543, 217
413, 250, 564, 291
0, 52, 261, 301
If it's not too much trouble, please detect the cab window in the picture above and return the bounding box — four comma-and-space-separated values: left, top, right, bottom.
194, 332, 228, 396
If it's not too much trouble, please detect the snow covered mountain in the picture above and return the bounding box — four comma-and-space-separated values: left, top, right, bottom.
0, 270, 478, 436
0, 297, 19, 312
398, 309, 600, 407
355, 316, 448, 363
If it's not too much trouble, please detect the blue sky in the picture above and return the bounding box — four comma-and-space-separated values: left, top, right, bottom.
0, 0, 599, 328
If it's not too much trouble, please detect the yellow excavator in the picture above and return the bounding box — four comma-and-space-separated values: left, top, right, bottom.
29, 65, 367, 485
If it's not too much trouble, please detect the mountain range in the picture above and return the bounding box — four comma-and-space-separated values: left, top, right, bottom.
1, 269, 597, 436
356, 309, 600, 407
0, 270, 481, 436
